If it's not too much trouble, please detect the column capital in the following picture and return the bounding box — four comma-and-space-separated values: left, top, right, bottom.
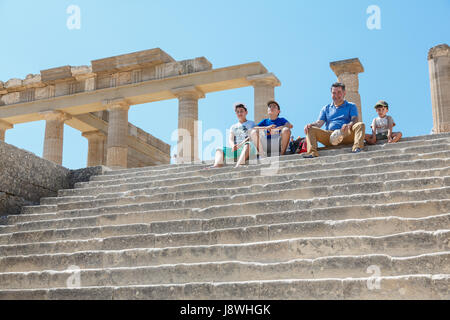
39, 110, 71, 121
247, 73, 281, 87
0, 119, 13, 130
102, 98, 131, 111
330, 58, 364, 77
171, 85, 205, 100
428, 44, 449, 60
82, 130, 106, 140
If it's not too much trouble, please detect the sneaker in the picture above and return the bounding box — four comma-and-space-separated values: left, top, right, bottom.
302, 154, 316, 159
352, 148, 362, 153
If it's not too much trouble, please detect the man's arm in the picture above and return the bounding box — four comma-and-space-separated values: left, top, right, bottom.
342, 116, 358, 132
304, 120, 325, 134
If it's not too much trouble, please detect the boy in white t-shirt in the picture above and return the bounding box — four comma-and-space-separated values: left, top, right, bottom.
365, 100, 402, 145
208, 103, 257, 168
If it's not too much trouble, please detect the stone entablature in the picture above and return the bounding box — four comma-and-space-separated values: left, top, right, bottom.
0, 49, 212, 107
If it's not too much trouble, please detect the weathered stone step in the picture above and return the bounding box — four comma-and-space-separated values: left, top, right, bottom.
1, 273, 448, 300
0, 230, 448, 273
0, 252, 448, 290
64, 156, 450, 199
21, 176, 450, 217
99, 134, 450, 178
35, 173, 450, 214
41, 166, 450, 206
2, 199, 449, 246
1, 213, 449, 256
77, 144, 450, 188
6, 187, 450, 234
90, 141, 450, 183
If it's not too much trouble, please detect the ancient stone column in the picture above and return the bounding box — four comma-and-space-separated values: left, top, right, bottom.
104, 99, 130, 169
330, 58, 364, 122
171, 86, 205, 163
247, 73, 281, 124
82, 130, 106, 167
0, 119, 13, 142
428, 44, 450, 133
41, 111, 71, 165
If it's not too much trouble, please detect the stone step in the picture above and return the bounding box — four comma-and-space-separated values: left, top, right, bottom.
0, 230, 448, 273
76, 143, 450, 188
32, 173, 450, 215
1, 213, 449, 256
60, 155, 450, 199
6, 187, 450, 234
40, 166, 450, 206
0, 274, 448, 300
1, 199, 449, 246
0, 252, 448, 291
89, 141, 450, 183
99, 134, 450, 178
20, 175, 450, 217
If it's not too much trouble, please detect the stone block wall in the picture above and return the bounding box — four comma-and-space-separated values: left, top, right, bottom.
0, 141, 108, 216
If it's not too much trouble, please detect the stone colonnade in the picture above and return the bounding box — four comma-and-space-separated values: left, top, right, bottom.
428, 44, 450, 133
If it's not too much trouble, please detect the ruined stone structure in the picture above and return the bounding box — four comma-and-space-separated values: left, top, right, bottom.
330, 58, 364, 122
0, 48, 280, 167
428, 44, 450, 134
0, 45, 449, 300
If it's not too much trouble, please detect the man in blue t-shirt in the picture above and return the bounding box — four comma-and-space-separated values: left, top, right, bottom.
303, 82, 365, 158
250, 100, 293, 156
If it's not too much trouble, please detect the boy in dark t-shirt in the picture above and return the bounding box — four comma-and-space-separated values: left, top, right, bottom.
250, 100, 293, 156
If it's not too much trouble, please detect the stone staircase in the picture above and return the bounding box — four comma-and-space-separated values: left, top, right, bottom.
0, 133, 449, 300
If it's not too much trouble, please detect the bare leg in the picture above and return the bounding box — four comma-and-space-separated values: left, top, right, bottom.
280, 127, 291, 155
250, 129, 266, 156
235, 144, 250, 168
212, 148, 225, 168
390, 132, 402, 143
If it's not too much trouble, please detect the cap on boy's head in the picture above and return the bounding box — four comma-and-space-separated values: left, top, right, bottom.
234, 103, 247, 112
267, 100, 280, 110
374, 100, 389, 109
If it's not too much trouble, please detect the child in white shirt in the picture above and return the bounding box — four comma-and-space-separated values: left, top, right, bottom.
365, 100, 402, 144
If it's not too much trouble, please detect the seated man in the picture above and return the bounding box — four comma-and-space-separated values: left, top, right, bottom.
209, 103, 257, 168
303, 82, 365, 158
250, 100, 293, 156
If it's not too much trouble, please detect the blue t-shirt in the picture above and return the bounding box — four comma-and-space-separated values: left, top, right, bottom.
318, 101, 359, 131
257, 117, 290, 139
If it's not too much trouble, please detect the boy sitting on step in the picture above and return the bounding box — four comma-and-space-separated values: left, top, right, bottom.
208, 103, 258, 169
365, 100, 402, 145
250, 100, 293, 157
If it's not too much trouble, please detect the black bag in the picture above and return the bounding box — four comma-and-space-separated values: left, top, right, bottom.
288, 137, 307, 154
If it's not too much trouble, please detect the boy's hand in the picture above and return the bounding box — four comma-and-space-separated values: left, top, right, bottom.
265, 125, 276, 136
231, 144, 239, 151
270, 127, 282, 135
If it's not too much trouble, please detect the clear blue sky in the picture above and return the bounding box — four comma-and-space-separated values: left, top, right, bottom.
1, 0, 449, 169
